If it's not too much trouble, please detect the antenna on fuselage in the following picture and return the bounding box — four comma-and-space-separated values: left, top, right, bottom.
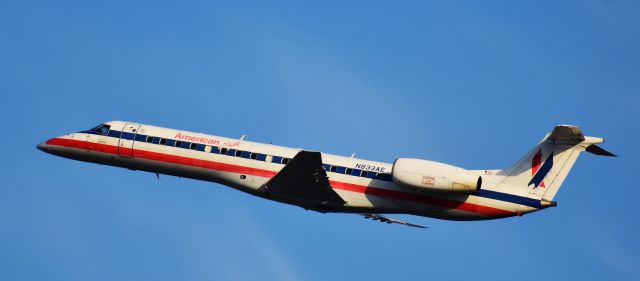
240, 135, 247, 140
350, 153, 356, 158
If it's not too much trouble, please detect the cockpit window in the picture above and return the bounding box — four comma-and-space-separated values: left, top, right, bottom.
90, 124, 111, 135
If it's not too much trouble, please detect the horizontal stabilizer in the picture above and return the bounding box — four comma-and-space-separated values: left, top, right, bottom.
586, 144, 616, 157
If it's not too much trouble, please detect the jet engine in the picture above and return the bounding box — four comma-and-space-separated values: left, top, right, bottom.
392, 158, 481, 193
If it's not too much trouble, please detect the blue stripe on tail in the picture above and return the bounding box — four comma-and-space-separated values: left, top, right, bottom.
528, 153, 553, 188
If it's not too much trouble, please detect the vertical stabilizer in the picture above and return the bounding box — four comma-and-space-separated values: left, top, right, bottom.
498, 125, 615, 200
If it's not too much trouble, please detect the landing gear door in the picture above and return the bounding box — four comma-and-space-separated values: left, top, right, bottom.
117, 123, 141, 157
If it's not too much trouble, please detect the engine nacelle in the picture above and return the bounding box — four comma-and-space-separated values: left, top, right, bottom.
392, 158, 481, 193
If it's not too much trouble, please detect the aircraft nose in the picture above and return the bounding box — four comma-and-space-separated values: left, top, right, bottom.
37, 141, 51, 153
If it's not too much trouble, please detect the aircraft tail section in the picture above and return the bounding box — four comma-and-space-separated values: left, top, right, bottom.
497, 125, 615, 201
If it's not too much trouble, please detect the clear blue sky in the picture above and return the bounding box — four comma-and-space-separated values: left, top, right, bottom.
1, 1, 638, 280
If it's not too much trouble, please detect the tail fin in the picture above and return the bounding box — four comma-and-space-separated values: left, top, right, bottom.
498, 125, 615, 201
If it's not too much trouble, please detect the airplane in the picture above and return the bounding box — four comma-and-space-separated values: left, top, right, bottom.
37, 121, 615, 228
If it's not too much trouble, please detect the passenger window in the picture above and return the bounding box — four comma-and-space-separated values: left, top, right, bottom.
345, 168, 353, 175
146, 136, 153, 143
361, 171, 368, 177
235, 150, 243, 157
381, 174, 392, 181
250, 153, 258, 160
272, 156, 282, 163
175, 141, 183, 148
159, 138, 167, 145
190, 143, 198, 150
282, 158, 290, 165
220, 147, 228, 154
330, 166, 337, 173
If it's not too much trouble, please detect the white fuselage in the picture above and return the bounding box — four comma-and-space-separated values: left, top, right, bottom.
38, 121, 546, 221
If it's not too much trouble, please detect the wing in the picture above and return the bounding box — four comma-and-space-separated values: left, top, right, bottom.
263, 150, 345, 208
362, 214, 427, 229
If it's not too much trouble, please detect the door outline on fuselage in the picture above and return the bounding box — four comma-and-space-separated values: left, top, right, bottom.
117, 123, 141, 157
